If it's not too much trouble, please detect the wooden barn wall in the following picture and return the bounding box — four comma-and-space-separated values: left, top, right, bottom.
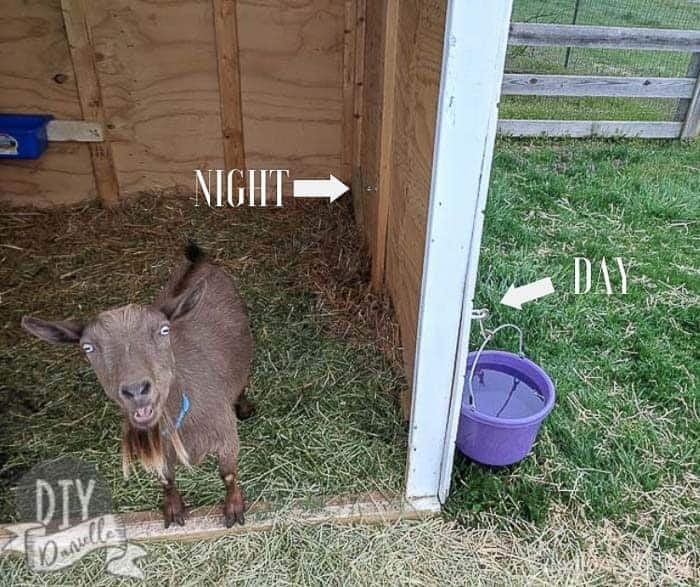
354, 0, 446, 385
87, 0, 225, 197
385, 1, 446, 383
0, 0, 345, 206
0, 1, 97, 206
237, 0, 344, 184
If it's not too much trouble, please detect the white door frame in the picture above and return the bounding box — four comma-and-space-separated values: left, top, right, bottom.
405, 0, 514, 509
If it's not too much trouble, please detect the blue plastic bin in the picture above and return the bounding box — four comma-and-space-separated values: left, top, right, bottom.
0, 114, 54, 160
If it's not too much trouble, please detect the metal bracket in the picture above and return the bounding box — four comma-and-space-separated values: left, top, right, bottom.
46, 120, 104, 142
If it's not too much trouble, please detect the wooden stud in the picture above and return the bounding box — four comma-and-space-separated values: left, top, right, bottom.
370, 0, 400, 292
352, 0, 367, 173
60, 0, 119, 207
350, 0, 367, 232
407, 0, 514, 504
341, 1, 357, 182
212, 0, 246, 177
680, 59, 700, 139
675, 53, 700, 123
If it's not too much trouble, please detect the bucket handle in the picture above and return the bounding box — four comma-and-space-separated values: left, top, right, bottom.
467, 323, 525, 412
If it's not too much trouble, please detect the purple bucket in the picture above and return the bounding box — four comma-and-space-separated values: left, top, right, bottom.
456, 350, 555, 467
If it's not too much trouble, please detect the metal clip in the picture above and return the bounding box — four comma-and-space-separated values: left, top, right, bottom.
471, 308, 490, 321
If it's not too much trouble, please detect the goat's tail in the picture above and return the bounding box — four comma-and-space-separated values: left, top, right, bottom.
185, 240, 206, 264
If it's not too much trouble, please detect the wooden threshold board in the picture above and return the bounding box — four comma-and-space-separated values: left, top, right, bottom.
0, 492, 439, 545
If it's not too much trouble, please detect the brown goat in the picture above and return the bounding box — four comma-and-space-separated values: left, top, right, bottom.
21, 243, 254, 528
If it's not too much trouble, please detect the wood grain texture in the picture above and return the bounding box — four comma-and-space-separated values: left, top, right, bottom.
61, 0, 119, 206
498, 119, 682, 138
0, 0, 96, 206
352, 0, 366, 172
342, 0, 357, 182
681, 73, 700, 138
351, 0, 367, 231
509, 22, 700, 52
212, 0, 246, 175
3, 1, 346, 205
355, 0, 388, 257
675, 53, 700, 122
384, 0, 447, 389
502, 74, 695, 99
371, 0, 400, 291
85, 0, 225, 196
0, 493, 435, 545
237, 0, 345, 193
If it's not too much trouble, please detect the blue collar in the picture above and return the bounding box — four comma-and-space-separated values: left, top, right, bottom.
174, 393, 190, 430
163, 393, 190, 436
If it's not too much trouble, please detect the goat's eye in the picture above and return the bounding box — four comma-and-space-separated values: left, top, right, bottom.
82, 343, 95, 354
159, 325, 170, 336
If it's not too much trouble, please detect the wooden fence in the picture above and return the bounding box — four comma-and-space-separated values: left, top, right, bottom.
498, 23, 700, 139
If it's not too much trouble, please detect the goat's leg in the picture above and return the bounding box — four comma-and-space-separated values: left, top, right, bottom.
235, 390, 255, 420
218, 444, 245, 527
160, 470, 186, 528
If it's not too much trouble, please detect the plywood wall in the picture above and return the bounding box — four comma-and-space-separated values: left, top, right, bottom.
0, 0, 345, 206
87, 0, 225, 196
237, 0, 344, 183
0, 0, 96, 206
354, 0, 446, 386
385, 0, 446, 384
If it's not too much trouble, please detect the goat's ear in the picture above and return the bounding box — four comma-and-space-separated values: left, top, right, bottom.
162, 279, 206, 322
21, 316, 84, 344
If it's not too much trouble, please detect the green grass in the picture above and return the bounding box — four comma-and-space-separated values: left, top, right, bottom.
445, 138, 699, 559
0, 200, 408, 521
504, 0, 700, 121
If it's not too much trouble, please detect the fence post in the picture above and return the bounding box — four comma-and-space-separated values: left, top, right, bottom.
679, 54, 700, 138
564, 0, 583, 69
675, 52, 700, 118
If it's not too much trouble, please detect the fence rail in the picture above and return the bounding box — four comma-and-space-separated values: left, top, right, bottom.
498, 120, 683, 139
502, 74, 695, 99
508, 23, 700, 52
500, 23, 700, 139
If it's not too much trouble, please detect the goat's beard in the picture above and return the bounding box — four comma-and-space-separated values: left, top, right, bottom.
120, 412, 190, 480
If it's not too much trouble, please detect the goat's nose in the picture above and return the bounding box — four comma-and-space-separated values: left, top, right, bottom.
120, 381, 151, 399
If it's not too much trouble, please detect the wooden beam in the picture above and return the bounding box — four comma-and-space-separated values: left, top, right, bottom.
407, 0, 513, 504
341, 1, 357, 182
46, 120, 103, 142
681, 70, 700, 139
60, 0, 119, 206
0, 493, 436, 546
509, 23, 700, 53
212, 0, 246, 176
352, 0, 366, 172
498, 119, 682, 139
502, 74, 695, 99
371, 0, 399, 292
675, 53, 700, 122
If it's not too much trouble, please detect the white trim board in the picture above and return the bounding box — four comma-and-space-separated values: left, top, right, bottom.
405, 0, 514, 504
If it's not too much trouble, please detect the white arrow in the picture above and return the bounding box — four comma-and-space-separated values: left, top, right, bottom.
293, 175, 349, 203
500, 277, 555, 309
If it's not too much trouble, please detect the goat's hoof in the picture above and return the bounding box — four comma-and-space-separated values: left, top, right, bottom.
223, 490, 245, 527
163, 491, 187, 529
224, 510, 245, 528
235, 396, 255, 420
